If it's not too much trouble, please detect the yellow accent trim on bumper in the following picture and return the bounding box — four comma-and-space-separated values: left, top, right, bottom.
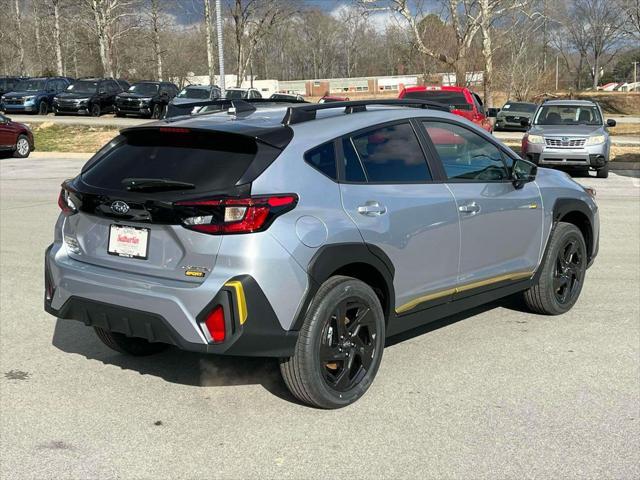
395, 271, 534, 314
224, 281, 248, 325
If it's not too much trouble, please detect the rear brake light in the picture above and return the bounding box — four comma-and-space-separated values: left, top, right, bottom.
58, 188, 77, 215
204, 305, 225, 343
176, 194, 298, 235
158, 127, 190, 134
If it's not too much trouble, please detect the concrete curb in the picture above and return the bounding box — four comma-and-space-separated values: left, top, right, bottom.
30, 152, 93, 160
610, 161, 640, 171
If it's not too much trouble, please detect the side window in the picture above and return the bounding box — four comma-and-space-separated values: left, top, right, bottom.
349, 122, 431, 183
341, 138, 367, 182
107, 81, 118, 92
304, 142, 337, 180
472, 93, 485, 115
422, 121, 509, 181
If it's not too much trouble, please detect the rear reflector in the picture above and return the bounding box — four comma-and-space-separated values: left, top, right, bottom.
176, 194, 298, 235
204, 305, 225, 343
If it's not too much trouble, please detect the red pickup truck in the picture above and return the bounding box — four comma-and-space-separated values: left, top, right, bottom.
399, 86, 493, 133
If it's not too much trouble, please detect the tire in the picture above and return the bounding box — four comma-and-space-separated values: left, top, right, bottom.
151, 104, 162, 119
523, 222, 587, 315
90, 103, 101, 117
596, 164, 609, 178
38, 101, 48, 115
13, 135, 31, 158
280, 276, 385, 409
94, 327, 169, 356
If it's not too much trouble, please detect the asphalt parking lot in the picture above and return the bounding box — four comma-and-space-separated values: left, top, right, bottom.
1, 156, 639, 479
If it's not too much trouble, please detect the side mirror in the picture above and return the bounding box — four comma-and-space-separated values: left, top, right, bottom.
606, 119, 616, 127
487, 107, 500, 118
520, 118, 530, 127
512, 158, 537, 189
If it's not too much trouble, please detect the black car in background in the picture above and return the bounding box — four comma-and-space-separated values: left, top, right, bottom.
53, 78, 129, 116
114, 81, 178, 118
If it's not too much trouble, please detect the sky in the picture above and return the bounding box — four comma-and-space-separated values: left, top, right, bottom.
166, 0, 438, 30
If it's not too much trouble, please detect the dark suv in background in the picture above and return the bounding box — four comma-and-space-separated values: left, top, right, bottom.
0, 76, 25, 99
115, 81, 178, 118
1, 77, 73, 115
53, 78, 129, 116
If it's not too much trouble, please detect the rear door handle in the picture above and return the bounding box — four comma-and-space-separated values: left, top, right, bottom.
358, 201, 387, 216
458, 202, 480, 215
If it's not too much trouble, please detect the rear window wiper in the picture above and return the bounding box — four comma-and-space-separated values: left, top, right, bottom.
122, 178, 196, 191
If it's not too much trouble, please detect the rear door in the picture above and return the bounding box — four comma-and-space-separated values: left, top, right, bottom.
339, 120, 460, 313
63, 128, 272, 282
420, 119, 543, 290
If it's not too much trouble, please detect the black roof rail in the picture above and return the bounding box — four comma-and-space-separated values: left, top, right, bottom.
282, 99, 451, 125
163, 97, 309, 119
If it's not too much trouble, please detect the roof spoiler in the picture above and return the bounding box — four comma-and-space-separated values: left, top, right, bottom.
281, 99, 451, 125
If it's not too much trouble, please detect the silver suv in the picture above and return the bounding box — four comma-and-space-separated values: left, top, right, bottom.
522, 99, 616, 178
45, 99, 600, 408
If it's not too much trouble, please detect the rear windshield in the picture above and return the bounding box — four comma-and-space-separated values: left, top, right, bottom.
502, 102, 537, 112
403, 90, 471, 110
225, 89, 247, 99
128, 83, 159, 96
82, 129, 258, 193
177, 88, 210, 99
68, 81, 98, 94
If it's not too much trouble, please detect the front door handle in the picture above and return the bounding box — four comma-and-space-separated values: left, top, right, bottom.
358, 201, 387, 216
458, 202, 480, 215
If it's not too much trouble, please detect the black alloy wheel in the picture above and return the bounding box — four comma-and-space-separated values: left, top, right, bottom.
320, 299, 378, 392
523, 222, 587, 315
553, 238, 584, 305
280, 276, 385, 409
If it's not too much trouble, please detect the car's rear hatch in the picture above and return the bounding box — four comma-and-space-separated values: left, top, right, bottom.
60, 125, 290, 283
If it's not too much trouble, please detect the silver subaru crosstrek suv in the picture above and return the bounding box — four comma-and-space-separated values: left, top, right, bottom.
45, 99, 599, 408
521, 99, 616, 178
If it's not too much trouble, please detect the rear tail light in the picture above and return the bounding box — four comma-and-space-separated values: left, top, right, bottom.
176, 194, 298, 235
58, 187, 77, 215
204, 305, 225, 343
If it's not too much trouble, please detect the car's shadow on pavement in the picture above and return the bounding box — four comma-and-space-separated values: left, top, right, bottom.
51, 318, 298, 404
52, 294, 528, 404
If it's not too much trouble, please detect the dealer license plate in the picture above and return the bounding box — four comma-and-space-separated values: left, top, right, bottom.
108, 225, 149, 260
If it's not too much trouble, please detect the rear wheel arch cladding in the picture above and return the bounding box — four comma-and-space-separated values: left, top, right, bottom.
291, 243, 395, 331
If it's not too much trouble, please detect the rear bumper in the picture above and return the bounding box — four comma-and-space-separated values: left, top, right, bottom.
44, 244, 298, 357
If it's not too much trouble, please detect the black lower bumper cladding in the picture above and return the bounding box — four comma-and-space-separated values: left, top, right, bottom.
44, 263, 298, 357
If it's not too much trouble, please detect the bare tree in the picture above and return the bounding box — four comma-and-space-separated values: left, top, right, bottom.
478, 0, 533, 106
51, 0, 65, 75
362, 0, 483, 86
83, 0, 138, 77
203, 0, 216, 86
149, 0, 163, 80
14, 0, 26, 75
618, 0, 640, 40
229, 0, 292, 87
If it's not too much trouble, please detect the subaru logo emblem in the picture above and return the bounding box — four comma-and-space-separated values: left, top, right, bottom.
110, 201, 130, 215
561, 136, 569, 142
